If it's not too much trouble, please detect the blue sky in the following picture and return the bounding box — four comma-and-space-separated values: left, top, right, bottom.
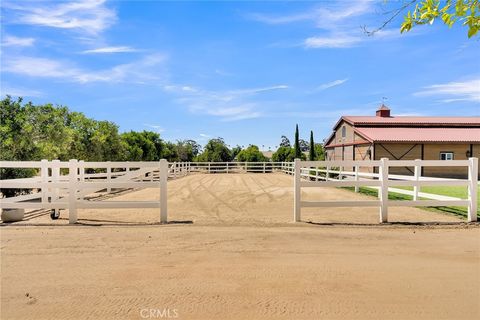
1, 0, 479, 149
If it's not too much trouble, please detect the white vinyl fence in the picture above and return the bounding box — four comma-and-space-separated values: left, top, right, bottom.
168, 161, 293, 174
0, 160, 169, 224
294, 158, 478, 223
0, 160, 287, 224
2, 158, 478, 224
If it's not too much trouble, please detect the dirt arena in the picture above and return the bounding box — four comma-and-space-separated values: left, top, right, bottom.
1, 173, 479, 319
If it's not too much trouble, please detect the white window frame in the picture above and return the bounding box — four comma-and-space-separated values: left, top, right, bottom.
440, 152, 454, 160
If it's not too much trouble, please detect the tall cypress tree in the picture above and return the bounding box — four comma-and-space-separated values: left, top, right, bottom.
294, 124, 301, 159
309, 130, 316, 161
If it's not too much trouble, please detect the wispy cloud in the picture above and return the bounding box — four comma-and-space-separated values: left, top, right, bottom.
305, 35, 361, 48
247, 0, 371, 28
199, 105, 262, 121
0, 86, 43, 97
248, 1, 409, 49
166, 84, 288, 121
81, 46, 138, 54
2, 54, 167, 84
3, 0, 116, 35
317, 78, 349, 91
1, 35, 35, 47
143, 124, 165, 133
415, 79, 480, 103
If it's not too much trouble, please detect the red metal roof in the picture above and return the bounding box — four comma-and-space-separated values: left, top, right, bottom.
342, 116, 480, 126
355, 127, 480, 143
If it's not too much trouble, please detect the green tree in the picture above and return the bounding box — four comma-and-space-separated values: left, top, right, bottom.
196, 138, 232, 162
314, 143, 325, 161
175, 140, 201, 162
231, 145, 242, 160
280, 135, 291, 147
401, 0, 480, 37
272, 146, 295, 162
365, 0, 480, 38
121, 131, 163, 161
299, 139, 309, 152
294, 124, 302, 159
162, 141, 179, 162
0, 97, 37, 197
236, 145, 267, 162
185, 140, 201, 158
309, 131, 316, 161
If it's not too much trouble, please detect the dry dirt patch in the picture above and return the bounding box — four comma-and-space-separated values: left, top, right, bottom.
1, 173, 478, 319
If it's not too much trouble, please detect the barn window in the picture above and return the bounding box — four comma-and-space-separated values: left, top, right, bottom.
341, 126, 346, 138
440, 152, 454, 160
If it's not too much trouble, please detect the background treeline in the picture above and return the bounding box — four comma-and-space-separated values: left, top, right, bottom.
1, 96, 324, 164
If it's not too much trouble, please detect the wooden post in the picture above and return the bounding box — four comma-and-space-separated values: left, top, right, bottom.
208, 163, 211, 174
263, 162, 266, 173
68, 159, 78, 224
354, 165, 359, 193
159, 159, 168, 223
413, 159, 421, 201
379, 158, 389, 223
316, 167, 319, 181
226, 162, 229, 174
40, 159, 48, 205
294, 159, 301, 222
468, 157, 478, 222
326, 165, 330, 181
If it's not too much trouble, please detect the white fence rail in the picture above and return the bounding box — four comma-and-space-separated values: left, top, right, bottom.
1, 159, 169, 224
0, 160, 288, 224
2, 158, 478, 225
293, 158, 478, 223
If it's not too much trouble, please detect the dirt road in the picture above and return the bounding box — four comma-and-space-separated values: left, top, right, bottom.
1, 173, 478, 319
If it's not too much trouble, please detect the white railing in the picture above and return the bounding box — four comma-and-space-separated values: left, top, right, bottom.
4, 158, 476, 225
293, 158, 478, 223
0, 159, 169, 224
186, 162, 292, 174
0, 160, 291, 224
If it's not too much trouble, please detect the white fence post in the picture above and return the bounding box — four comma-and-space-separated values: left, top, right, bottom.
40, 159, 48, 205
294, 159, 301, 222
263, 162, 266, 173
354, 165, 359, 193
159, 159, 168, 223
379, 158, 389, 223
52, 160, 60, 215
326, 165, 330, 181
468, 157, 478, 222
68, 159, 78, 224
208, 163, 211, 174
226, 162, 229, 174
316, 168, 319, 181
78, 161, 85, 202
106, 162, 112, 193
413, 159, 421, 201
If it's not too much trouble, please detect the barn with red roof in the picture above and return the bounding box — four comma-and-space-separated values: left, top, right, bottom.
324, 105, 480, 178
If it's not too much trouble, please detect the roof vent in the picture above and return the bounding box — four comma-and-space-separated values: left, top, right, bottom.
376, 104, 391, 117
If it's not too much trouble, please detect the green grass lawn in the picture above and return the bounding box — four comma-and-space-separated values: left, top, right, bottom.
344, 185, 480, 219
